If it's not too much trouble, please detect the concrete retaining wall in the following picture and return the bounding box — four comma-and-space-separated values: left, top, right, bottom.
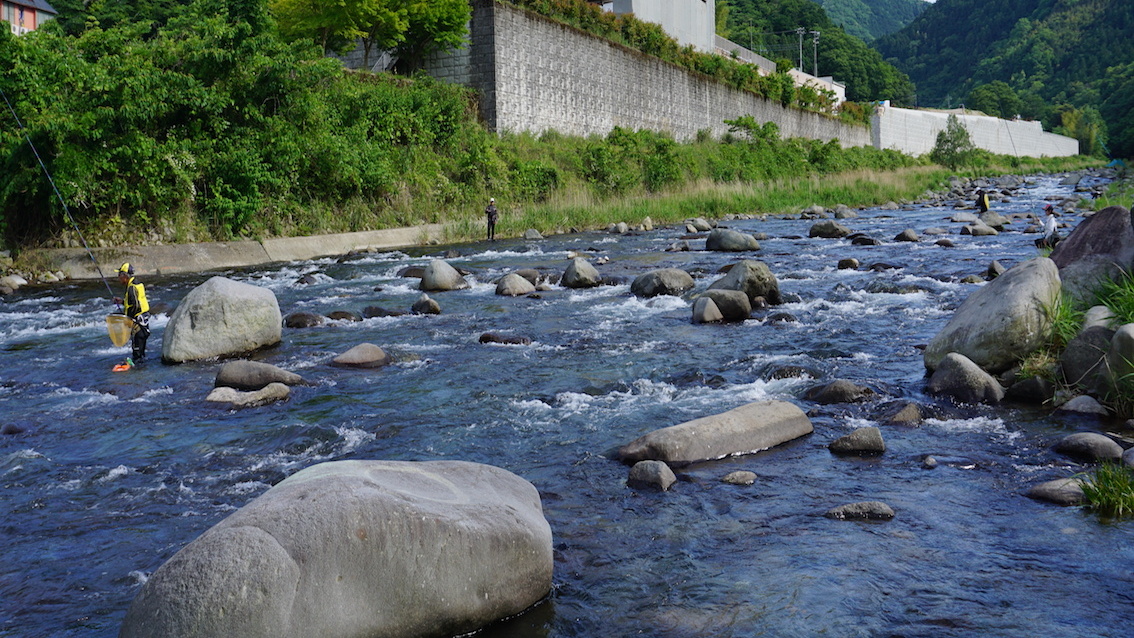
42, 225, 447, 280
425, 1, 869, 146
872, 106, 1079, 158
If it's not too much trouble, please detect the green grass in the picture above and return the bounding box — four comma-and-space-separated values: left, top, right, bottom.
1092, 270, 1134, 325
1080, 462, 1134, 518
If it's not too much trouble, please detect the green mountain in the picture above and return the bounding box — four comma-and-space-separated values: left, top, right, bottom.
874, 0, 1134, 156
721, 0, 914, 103
814, 0, 929, 42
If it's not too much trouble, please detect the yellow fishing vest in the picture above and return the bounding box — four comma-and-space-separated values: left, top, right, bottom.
124, 278, 150, 317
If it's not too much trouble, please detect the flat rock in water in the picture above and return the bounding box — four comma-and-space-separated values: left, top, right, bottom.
617, 400, 813, 465
828, 427, 885, 455
1053, 432, 1123, 462
721, 471, 756, 485
1026, 478, 1085, 505
333, 343, 392, 368
119, 460, 553, 638
206, 383, 290, 408
824, 501, 894, 521
216, 360, 305, 390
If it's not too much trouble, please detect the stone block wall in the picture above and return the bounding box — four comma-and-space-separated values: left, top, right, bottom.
424, 0, 870, 147
872, 106, 1079, 157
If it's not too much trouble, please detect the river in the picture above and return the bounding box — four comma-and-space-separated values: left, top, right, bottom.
2, 173, 1132, 637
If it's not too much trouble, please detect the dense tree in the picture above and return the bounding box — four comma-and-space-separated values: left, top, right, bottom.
929, 114, 977, 169
875, 0, 1134, 157
814, 0, 928, 42
967, 81, 1022, 119
719, 0, 915, 103
392, 0, 470, 72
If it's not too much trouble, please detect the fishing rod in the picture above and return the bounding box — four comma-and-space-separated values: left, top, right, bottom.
0, 86, 117, 303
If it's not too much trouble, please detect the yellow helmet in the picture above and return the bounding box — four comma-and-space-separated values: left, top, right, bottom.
118, 263, 134, 275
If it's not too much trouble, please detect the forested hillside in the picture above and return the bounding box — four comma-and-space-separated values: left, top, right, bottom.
874, 0, 1133, 156
720, 0, 914, 103
813, 0, 929, 42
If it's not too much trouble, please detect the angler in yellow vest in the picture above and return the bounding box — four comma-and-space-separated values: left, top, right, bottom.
975, 189, 990, 213
113, 262, 151, 365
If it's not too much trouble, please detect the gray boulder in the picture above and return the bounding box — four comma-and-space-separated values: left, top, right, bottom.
496, 273, 536, 297
894, 229, 919, 242
707, 260, 782, 305
979, 211, 1010, 229
162, 277, 282, 364
691, 296, 724, 324
721, 471, 757, 485
1050, 205, 1134, 303
1082, 305, 1116, 330
875, 401, 924, 426
687, 217, 713, 232
411, 293, 441, 315
837, 258, 859, 270
523, 228, 544, 240
926, 352, 1005, 404
1027, 478, 1085, 505
1098, 323, 1134, 395
119, 460, 553, 638
616, 400, 813, 465
206, 383, 290, 408
1058, 395, 1109, 416
804, 379, 875, 404
420, 260, 470, 291
924, 258, 1060, 374
828, 427, 885, 455
962, 223, 999, 236
1124, 447, 1134, 469
332, 343, 392, 368
824, 501, 894, 521
627, 460, 677, 491
705, 228, 761, 252
631, 268, 695, 298
809, 220, 851, 239
216, 360, 305, 391
1053, 432, 1123, 462
284, 312, 324, 328
562, 258, 601, 288
697, 289, 751, 322
1059, 325, 1114, 389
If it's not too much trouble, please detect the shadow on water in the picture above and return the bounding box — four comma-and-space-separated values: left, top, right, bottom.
2, 173, 1133, 637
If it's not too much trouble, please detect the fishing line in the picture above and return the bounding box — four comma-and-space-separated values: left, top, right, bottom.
0, 86, 117, 302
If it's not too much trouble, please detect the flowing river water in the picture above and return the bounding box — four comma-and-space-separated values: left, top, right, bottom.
2, 173, 1132, 637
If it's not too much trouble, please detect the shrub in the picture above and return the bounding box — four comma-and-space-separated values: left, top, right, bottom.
1080, 463, 1134, 518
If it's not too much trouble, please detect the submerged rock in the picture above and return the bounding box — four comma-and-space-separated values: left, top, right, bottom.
215, 360, 305, 390
824, 501, 894, 521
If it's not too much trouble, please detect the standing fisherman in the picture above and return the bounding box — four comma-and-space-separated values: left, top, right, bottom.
975, 189, 990, 213
485, 197, 498, 241
113, 263, 151, 366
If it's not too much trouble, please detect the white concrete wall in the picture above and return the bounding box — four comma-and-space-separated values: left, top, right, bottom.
872, 106, 1079, 157
613, 0, 715, 53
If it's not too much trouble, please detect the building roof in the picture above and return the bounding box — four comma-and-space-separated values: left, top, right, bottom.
8, 0, 58, 15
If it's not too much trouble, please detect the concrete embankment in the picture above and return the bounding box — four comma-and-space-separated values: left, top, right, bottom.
36, 224, 449, 280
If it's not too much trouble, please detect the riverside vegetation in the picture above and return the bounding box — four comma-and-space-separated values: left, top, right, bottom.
2, 0, 1104, 262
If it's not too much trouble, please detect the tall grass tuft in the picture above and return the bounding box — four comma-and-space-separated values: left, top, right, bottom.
1080, 462, 1134, 518
1093, 270, 1134, 325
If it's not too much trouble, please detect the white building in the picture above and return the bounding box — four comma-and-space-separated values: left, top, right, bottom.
612, 0, 716, 53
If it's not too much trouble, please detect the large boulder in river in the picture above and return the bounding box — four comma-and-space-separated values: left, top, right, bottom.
496, 273, 536, 297
809, 220, 851, 239
1050, 205, 1134, 303
119, 460, 553, 638
697, 289, 751, 322
924, 258, 1060, 374
705, 228, 761, 252
926, 352, 1005, 404
616, 400, 813, 465
562, 258, 601, 288
708, 260, 782, 305
420, 260, 470, 291
162, 276, 282, 363
216, 360, 305, 390
630, 268, 694, 298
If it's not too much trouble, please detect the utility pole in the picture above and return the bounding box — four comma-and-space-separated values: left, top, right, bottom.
811, 30, 820, 77
796, 27, 805, 71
